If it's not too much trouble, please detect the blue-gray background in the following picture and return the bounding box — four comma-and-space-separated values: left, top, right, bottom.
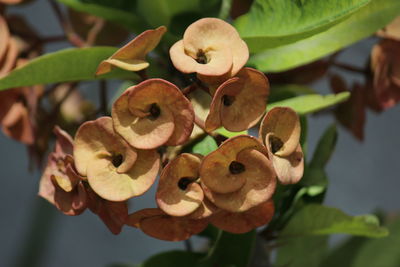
1, 1, 399, 266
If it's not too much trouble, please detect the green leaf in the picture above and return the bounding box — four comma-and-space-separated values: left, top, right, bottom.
57, 0, 144, 32
269, 84, 317, 103
319, 236, 367, 267
310, 124, 338, 169
280, 204, 388, 238
110, 250, 205, 267
249, 0, 400, 72
234, 0, 370, 52
0, 47, 137, 91
191, 135, 218, 156
351, 218, 400, 267
267, 92, 350, 115
199, 230, 256, 267
276, 235, 328, 267
215, 128, 248, 138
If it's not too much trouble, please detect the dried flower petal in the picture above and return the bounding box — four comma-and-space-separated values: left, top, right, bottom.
202, 147, 276, 212
156, 153, 203, 217
126, 208, 208, 241
210, 200, 274, 233
205, 67, 269, 132
112, 79, 194, 149
74, 117, 160, 201
96, 26, 166, 75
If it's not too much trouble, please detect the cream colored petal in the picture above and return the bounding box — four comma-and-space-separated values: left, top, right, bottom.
259, 107, 300, 157
87, 148, 159, 201
96, 59, 149, 75
266, 138, 304, 185
200, 135, 267, 194
156, 153, 203, 217
202, 148, 276, 212
220, 68, 269, 131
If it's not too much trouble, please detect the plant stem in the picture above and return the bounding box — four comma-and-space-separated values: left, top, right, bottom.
332, 62, 368, 74
194, 115, 208, 133
99, 80, 108, 115
47, 0, 85, 47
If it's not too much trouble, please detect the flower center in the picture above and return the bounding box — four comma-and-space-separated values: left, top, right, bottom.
112, 154, 124, 167
229, 161, 245, 174
222, 95, 235, 106
196, 49, 208, 64
269, 135, 283, 154
148, 103, 161, 120
177, 177, 196, 191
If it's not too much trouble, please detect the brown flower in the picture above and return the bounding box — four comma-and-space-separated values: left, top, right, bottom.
38, 126, 87, 216
259, 107, 304, 185
200, 135, 276, 212
112, 79, 194, 149
96, 26, 166, 75
86, 185, 128, 235
205, 67, 269, 132
126, 208, 208, 241
370, 39, 400, 110
210, 200, 274, 234
156, 153, 204, 217
169, 18, 248, 85
74, 116, 160, 201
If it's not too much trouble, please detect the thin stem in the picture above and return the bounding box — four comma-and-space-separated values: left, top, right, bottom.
47, 0, 85, 47
181, 83, 198, 96
194, 115, 208, 133
99, 80, 108, 115
332, 62, 368, 74
184, 239, 193, 252
86, 18, 105, 46
137, 69, 148, 81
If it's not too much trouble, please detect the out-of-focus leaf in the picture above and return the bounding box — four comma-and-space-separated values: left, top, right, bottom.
320, 236, 367, 267
250, 0, 400, 72
57, 0, 144, 32
215, 127, 247, 138
310, 124, 338, 169
0, 47, 137, 91
276, 235, 328, 267
198, 230, 256, 267
191, 135, 218, 156
110, 251, 205, 267
268, 92, 350, 114
352, 218, 400, 267
234, 0, 370, 52
269, 84, 316, 103
280, 204, 388, 238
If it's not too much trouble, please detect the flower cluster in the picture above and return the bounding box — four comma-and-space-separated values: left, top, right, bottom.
39, 18, 304, 240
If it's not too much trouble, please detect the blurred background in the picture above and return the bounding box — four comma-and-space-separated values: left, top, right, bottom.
1, 0, 399, 266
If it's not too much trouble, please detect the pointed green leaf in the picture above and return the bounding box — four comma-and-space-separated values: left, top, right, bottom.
215, 128, 247, 138
234, 0, 370, 52
0, 47, 137, 91
250, 0, 400, 72
310, 124, 338, 169
352, 218, 400, 267
281, 204, 388, 238
268, 92, 350, 115
276, 235, 328, 267
198, 230, 256, 267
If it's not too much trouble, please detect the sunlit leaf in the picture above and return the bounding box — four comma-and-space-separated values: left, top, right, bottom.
250, 0, 400, 72
0, 47, 137, 91
267, 92, 350, 114
191, 135, 218, 156
234, 0, 370, 52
